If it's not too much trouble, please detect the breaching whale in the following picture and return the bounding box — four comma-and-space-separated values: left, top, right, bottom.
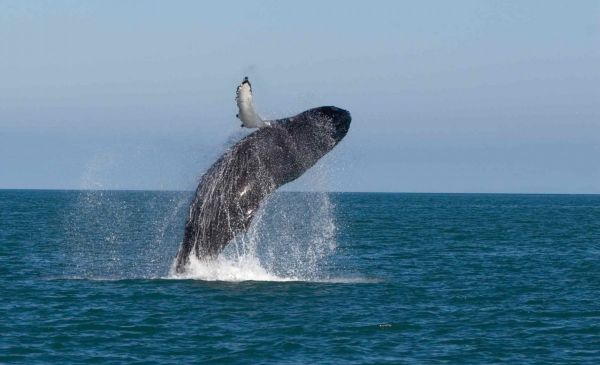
174, 106, 351, 273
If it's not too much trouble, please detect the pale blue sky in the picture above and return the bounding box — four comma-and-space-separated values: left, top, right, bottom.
1, 1, 599, 192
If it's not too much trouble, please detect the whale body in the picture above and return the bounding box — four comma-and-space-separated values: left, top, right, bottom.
174, 106, 351, 273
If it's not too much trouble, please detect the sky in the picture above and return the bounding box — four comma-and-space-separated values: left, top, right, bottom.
1, 0, 599, 193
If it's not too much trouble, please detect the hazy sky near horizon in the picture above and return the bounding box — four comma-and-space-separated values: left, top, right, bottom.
1, 1, 599, 192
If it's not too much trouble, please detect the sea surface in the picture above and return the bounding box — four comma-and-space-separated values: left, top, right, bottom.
1, 190, 600, 364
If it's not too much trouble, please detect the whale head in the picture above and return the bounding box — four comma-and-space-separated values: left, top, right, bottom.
318, 106, 351, 144
285, 106, 351, 146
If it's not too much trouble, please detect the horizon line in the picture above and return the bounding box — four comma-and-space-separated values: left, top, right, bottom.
1, 188, 599, 196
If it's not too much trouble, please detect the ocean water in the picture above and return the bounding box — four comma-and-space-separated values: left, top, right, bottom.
1, 190, 600, 364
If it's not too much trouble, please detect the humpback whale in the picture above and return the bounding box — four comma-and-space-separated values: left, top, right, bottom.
174, 106, 351, 273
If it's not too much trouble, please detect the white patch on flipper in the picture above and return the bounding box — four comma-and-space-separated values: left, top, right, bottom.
235, 77, 269, 128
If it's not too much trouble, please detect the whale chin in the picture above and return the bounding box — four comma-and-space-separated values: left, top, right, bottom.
174, 106, 351, 272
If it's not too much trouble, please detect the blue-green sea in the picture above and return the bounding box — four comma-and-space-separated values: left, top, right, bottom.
1, 190, 600, 364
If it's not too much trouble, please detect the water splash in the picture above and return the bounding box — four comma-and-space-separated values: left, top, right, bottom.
59, 185, 374, 283
61, 187, 343, 282
62, 107, 351, 282
240, 191, 337, 279
169, 255, 293, 282
170, 191, 338, 281
62, 190, 189, 279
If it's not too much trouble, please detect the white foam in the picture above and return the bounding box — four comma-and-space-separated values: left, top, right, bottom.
166, 253, 379, 283
168, 254, 296, 282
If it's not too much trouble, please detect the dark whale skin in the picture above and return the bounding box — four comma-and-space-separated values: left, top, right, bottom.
174, 106, 351, 272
